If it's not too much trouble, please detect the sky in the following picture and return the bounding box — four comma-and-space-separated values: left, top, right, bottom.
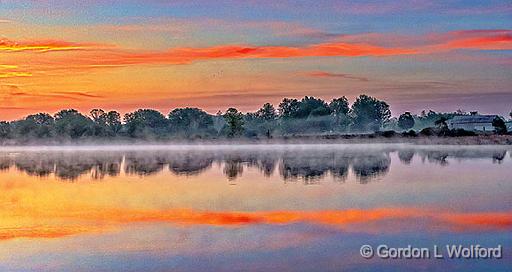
0, 0, 511, 120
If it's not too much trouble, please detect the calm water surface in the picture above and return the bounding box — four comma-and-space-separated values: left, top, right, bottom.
0, 144, 511, 271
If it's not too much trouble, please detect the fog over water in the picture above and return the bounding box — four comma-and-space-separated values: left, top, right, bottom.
0, 144, 511, 272
0, 144, 510, 182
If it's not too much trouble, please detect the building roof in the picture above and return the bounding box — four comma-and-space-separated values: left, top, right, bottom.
449, 115, 498, 124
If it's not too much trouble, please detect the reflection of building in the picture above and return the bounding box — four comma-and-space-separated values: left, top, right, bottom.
448, 113, 498, 132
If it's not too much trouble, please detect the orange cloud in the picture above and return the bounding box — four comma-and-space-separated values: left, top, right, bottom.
0, 226, 108, 240
0, 64, 32, 78
0, 38, 109, 52
410, 30, 512, 53
2, 29, 510, 69
306, 71, 369, 81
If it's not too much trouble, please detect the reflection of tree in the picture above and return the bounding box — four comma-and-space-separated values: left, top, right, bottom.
257, 156, 278, 177
351, 154, 391, 183
0, 156, 11, 171
422, 151, 449, 166
168, 153, 214, 175
397, 150, 415, 165
223, 159, 244, 180
55, 158, 95, 180
15, 155, 55, 177
280, 153, 329, 183
279, 152, 350, 183
330, 155, 350, 182
12, 152, 123, 180
91, 158, 122, 180
124, 154, 166, 176
492, 151, 506, 163
4, 147, 509, 183
415, 149, 509, 166
243, 153, 278, 177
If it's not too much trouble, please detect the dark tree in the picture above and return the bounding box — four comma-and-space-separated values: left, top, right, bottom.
351, 94, 391, 131
89, 109, 122, 136
54, 109, 92, 138
89, 109, 109, 136
124, 109, 168, 137
298, 96, 331, 117
492, 117, 507, 134
14, 113, 55, 138
398, 112, 415, 130
434, 116, 448, 129
329, 97, 349, 116
90, 109, 106, 123
247, 103, 278, 138
329, 97, 350, 130
255, 103, 277, 121
168, 107, 213, 133
0, 121, 10, 138
278, 98, 301, 118
223, 108, 244, 137
105, 111, 122, 134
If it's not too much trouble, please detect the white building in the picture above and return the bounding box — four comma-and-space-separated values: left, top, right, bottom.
448, 113, 498, 132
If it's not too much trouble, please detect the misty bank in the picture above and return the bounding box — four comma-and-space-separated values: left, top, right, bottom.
1, 134, 512, 146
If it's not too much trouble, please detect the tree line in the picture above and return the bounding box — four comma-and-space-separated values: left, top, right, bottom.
0, 94, 509, 142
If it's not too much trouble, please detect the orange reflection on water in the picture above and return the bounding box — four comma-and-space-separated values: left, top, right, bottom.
1, 207, 510, 241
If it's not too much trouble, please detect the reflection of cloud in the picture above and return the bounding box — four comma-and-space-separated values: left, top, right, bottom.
1, 207, 510, 241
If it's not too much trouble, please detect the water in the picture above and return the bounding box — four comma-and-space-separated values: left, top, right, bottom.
0, 144, 510, 271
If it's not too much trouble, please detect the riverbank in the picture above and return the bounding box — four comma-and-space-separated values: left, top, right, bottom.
1, 134, 512, 146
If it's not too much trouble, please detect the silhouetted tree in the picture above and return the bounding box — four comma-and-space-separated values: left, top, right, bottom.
105, 111, 122, 134
351, 94, 391, 131
492, 117, 507, 134
89, 109, 109, 136
168, 108, 213, 134
278, 98, 301, 118
223, 108, 244, 137
398, 112, 415, 130
435, 116, 448, 129
246, 103, 278, 138
329, 97, 349, 116
213, 110, 226, 133
90, 109, 106, 123
299, 96, 331, 117
2, 93, 506, 142
124, 109, 168, 138
255, 103, 277, 121
13, 113, 54, 138
89, 109, 121, 137
0, 121, 10, 138
54, 109, 92, 138
329, 97, 350, 130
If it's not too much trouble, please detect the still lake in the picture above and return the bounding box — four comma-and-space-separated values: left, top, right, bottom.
0, 144, 511, 271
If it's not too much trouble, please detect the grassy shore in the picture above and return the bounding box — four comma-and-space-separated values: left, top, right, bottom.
2, 134, 512, 146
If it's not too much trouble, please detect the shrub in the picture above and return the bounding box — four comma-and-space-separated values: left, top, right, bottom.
402, 130, 417, 137
377, 130, 396, 138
